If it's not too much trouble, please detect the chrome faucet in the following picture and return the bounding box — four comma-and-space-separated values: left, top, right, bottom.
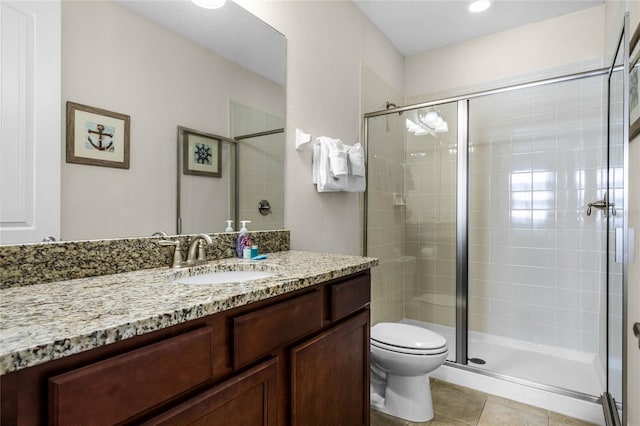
158, 233, 213, 268
158, 238, 187, 269
186, 233, 213, 266
158, 238, 187, 268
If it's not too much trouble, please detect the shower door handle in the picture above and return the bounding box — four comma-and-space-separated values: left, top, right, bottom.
634, 322, 640, 350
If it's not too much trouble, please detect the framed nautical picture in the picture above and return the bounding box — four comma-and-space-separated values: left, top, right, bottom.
66, 102, 130, 169
181, 128, 222, 178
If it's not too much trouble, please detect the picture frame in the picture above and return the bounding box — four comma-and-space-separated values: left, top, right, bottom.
180, 127, 222, 178
630, 22, 640, 139
66, 102, 130, 169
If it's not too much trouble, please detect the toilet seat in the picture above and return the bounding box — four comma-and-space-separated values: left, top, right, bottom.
371, 340, 447, 355
371, 323, 447, 355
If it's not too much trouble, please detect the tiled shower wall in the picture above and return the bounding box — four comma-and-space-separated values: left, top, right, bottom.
230, 101, 285, 231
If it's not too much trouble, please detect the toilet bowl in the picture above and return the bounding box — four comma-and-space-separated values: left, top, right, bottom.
370, 322, 448, 422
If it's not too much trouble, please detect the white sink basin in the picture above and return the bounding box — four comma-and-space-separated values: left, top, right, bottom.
173, 270, 276, 285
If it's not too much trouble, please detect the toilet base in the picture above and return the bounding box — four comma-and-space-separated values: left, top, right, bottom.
370, 373, 434, 422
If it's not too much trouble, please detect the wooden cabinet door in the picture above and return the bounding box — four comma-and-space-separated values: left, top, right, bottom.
143, 358, 277, 426
290, 310, 370, 426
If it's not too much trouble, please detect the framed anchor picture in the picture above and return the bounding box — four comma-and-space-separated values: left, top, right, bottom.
66, 101, 130, 169
180, 127, 221, 178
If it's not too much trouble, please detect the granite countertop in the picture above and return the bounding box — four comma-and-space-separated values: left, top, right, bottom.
0, 250, 378, 375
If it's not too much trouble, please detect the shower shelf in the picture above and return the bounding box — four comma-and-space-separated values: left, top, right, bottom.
393, 193, 406, 206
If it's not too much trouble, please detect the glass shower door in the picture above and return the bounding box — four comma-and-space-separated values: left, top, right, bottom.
603, 12, 629, 425
466, 73, 609, 397
364, 102, 459, 362
402, 102, 458, 362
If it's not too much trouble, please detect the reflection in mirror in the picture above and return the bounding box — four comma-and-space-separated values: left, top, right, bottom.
57, 0, 285, 242
177, 127, 236, 235
230, 102, 285, 232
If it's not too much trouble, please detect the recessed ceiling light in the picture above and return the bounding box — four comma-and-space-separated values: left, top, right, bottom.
468, 0, 491, 13
192, 0, 226, 9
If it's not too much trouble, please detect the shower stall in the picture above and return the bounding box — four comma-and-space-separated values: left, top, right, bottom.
363, 18, 631, 424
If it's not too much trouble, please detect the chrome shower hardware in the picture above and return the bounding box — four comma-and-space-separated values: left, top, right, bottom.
587, 193, 616, 216
258, 199, 272, 215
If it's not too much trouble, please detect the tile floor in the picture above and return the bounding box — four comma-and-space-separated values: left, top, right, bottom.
371, 378, 598, 426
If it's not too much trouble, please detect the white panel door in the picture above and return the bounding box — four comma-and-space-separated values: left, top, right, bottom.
0, 0, 60, 244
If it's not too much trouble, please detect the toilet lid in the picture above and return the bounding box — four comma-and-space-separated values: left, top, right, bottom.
371, 323, 447, 351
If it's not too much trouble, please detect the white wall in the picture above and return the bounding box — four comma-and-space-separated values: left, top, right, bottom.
61, 0, 284, 240
405, 5, 606, 98
236, 0, 404, 255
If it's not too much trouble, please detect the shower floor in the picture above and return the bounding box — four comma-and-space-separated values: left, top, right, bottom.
402, 319, 605, 397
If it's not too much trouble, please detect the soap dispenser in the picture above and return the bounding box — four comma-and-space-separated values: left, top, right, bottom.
225, 220, 234, 232
236, 220, 252, 258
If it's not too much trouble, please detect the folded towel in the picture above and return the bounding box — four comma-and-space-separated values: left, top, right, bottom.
314, 137, 366, 193
348, 143, 365, 176
327, 138, 348, 177
316, 137, 346, 191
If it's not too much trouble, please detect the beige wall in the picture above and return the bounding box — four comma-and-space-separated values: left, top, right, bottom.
61, 0, 284, 240
405, 5, 606, 98
237, 0, 404, 255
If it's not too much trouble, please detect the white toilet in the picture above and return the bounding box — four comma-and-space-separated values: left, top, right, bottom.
370, 322, 448, 422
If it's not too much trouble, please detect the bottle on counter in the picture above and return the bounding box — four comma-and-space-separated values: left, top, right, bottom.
236, 220, 252, 258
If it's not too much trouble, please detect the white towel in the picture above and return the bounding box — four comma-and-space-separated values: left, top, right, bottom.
348, 143, 365, 176
314, 137, 366, 193
316, 137, 346, 192
327, 138, 348, 177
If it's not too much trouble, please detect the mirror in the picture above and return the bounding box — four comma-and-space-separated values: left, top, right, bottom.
60, 0, 285, 241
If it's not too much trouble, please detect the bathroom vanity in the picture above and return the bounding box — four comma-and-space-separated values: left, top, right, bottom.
0, 250, 376, 425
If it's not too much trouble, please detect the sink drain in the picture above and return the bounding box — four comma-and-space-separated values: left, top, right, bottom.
468, 357, 486, 365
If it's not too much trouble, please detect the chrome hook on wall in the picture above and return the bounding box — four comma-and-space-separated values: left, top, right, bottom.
587, 193, 616, 216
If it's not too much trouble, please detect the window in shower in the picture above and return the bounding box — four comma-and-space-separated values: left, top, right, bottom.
466, 75, 608, 397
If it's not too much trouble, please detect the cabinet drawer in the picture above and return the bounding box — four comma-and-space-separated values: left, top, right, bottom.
233, 291, 323, 369
142, 358, 277, 426
331, 274, 371, 321
49, 327, 214, 426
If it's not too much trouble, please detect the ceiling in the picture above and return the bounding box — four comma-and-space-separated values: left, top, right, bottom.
115, 0, 604, 84
115, 0, 286, 85
353, 0, 604, 56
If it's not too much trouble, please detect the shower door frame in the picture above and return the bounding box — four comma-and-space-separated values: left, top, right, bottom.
363, 64, 627, 405
603, 12, 630, 425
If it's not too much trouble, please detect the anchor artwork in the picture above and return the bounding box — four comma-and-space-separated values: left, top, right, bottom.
66, 101, 130, 169
86, 123, 115, 152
